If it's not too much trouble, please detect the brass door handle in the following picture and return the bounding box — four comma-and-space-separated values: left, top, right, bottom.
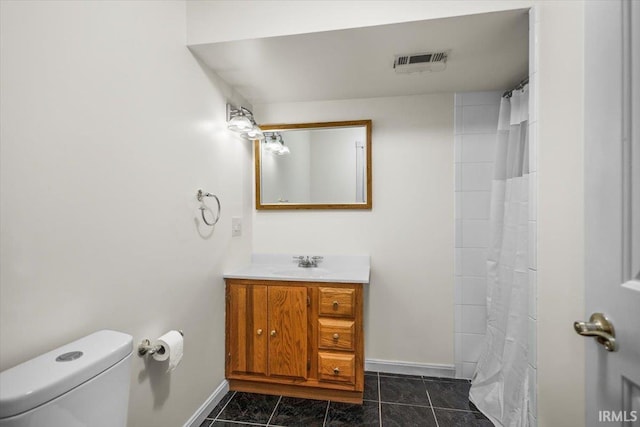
574, 312, 617, 352
270, 330, 277, 337
257, 329, 263, 336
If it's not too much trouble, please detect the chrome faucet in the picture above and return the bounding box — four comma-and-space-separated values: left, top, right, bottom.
293, 255, 323, 268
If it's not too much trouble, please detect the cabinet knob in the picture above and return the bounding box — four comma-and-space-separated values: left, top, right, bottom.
333, 367, 340, 375
333, 333, 340, 340
332, 300, 339, 309
256, 329, 263, 336
270, 330, 277, 337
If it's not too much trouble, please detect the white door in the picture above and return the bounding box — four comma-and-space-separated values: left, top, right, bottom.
583, 0, 640, 426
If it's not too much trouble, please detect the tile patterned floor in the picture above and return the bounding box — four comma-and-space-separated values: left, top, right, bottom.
199, 372, 493, 426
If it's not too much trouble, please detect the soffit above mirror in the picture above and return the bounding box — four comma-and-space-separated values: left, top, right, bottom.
189, 9, 528, 104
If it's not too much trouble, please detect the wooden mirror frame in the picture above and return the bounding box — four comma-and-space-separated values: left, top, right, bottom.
255, 120, 372, 210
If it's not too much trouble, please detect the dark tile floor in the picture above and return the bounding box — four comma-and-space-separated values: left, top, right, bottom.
199, 372, 493, 426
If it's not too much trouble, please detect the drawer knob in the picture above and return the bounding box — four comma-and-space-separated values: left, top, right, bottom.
333, 333, 340, 340
270, 330, 277, 337
257, 329, 263, 336
332, 300, 339, 309
333, 367, 340, 375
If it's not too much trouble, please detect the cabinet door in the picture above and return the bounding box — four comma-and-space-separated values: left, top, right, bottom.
268, 286, 307, 379
227, 284, 268, 376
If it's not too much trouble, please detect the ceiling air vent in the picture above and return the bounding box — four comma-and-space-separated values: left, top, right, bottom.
393, 50, 450, 73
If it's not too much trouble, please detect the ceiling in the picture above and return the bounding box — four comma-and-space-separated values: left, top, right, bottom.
189, 9, 529, 105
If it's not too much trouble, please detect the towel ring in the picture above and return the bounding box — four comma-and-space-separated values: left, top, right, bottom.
197, 189, 221, 227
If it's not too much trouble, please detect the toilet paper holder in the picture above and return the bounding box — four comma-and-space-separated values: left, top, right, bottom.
138, 330, 184, 356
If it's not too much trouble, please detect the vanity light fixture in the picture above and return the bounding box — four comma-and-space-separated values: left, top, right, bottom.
263, 132, 290, 156
226, 103, 263, 140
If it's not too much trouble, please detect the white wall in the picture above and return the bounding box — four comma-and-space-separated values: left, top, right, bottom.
254, 94, 455, 367
309, 128, 363, 203
193, 3, 586, 426
453, 91, 502, 379
535, 3, 584, 426
0, 2, 253, 427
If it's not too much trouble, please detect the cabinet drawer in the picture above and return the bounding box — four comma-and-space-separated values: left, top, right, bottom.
318, 352, 355, 384
318, 318, 355, 351
319, 287, 355, 317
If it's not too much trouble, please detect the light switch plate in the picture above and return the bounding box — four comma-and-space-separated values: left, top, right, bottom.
231, 217, 242, 237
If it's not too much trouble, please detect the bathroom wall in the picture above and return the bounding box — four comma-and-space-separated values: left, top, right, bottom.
453, 91, 502, 379
254, 93, 455, 369
0, 2, 252, 427
309, 128, 364, 203
194, 3, 587, 425
534, 4, 585, 426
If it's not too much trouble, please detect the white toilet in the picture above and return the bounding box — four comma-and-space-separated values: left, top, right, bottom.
0, 330, 133, 427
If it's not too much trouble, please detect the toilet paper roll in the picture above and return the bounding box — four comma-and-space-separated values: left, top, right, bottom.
152, 330, 183, 372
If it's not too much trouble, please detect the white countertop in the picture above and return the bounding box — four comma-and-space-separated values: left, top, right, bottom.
223, 254, 370, 284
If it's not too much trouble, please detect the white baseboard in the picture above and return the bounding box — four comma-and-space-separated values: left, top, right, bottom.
183, 379, 229, 427
365, 358, 455, 378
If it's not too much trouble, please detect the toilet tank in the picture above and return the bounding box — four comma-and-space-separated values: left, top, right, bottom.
0, 330, 133, 427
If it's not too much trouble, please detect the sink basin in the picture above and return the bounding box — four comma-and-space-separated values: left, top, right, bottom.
271, 267, 331, 278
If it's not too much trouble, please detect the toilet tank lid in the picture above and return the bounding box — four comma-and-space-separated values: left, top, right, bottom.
0, 330, 133, 419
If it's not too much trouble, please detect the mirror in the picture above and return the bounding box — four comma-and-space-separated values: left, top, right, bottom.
255, 120, 372, 210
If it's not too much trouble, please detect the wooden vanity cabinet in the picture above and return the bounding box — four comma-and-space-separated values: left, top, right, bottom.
227, 284, 307, 379
225, 279, 364, 403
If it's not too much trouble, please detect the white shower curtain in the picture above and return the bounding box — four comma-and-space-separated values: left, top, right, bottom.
469, 86, 530, 427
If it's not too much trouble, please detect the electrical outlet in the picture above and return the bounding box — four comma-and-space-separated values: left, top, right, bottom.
231, 217, 242, 237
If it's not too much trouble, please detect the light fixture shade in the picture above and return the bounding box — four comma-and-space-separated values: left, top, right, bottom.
227, 115, 253, 132
272, 142, 290, 155
279, 145, 290, 155
245, 125, 264, 140
265, 139, 281, 152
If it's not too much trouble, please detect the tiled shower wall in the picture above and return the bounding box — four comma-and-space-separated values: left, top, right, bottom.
453, 90, 501, 380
